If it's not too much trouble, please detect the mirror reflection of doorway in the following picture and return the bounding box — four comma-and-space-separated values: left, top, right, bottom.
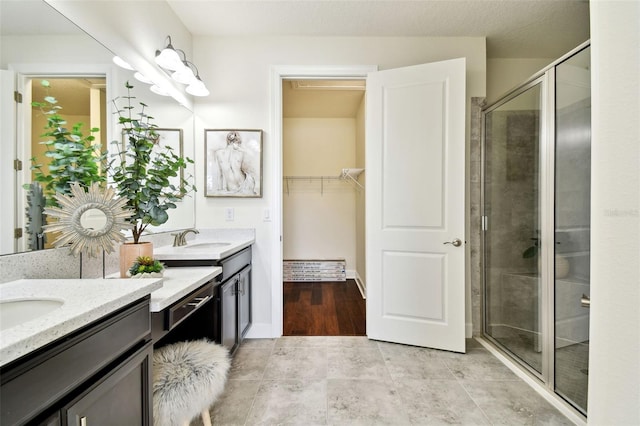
281, 79, 366, 336
21, 76, 107, 251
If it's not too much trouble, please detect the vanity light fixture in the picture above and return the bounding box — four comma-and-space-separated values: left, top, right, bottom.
112, 55, 135, 71
150, 84, 170, 97
186, 76, 210, 97
171, 61, 196, 85
134, 72, 154, 84
156, 35, 209, 97
155, 36, 184, 71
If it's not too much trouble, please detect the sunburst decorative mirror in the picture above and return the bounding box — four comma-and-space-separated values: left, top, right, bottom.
44, 182, 134, 257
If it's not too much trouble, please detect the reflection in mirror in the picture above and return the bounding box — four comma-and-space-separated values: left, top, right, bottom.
0, 0, 195, 256
80, 208, 108, 232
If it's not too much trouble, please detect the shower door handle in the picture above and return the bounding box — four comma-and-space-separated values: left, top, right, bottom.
581, 294, 590, 308
443, 238, 462, 247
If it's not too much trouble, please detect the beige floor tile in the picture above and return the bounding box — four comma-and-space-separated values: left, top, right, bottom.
245, 379, 327, 425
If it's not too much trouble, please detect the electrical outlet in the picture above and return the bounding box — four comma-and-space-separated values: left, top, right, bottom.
225, 208, 234, 221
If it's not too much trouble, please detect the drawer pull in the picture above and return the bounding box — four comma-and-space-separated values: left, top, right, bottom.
186, 295, 212, 310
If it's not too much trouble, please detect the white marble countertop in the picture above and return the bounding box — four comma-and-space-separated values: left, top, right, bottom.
153, 228, 255, 261
0, 278, 162, 367
149, 266, 222, 312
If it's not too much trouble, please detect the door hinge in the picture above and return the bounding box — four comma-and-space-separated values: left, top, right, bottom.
482, 215, 488, 231
14, 159, 22, 171
14, 91, 22, 103
14, 228, 23, 239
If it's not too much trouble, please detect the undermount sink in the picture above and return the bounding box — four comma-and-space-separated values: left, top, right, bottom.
0, 298, 64, 331
182, 242, 231, 250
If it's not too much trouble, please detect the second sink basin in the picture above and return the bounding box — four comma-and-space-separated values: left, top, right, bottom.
183, 242, 231, 250
0, 298, 64, 331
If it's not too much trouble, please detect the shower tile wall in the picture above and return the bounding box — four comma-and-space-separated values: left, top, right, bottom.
470, 97, 484, 336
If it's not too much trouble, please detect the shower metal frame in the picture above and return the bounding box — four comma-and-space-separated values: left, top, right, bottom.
480, 40, 590, 419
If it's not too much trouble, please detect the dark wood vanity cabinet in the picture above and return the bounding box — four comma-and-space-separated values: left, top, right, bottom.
216, 247, 252, 355
0, 297, 153, 426
155, 245, 253, 355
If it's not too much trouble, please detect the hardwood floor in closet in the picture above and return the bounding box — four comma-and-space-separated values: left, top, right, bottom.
283, 280, 366, 336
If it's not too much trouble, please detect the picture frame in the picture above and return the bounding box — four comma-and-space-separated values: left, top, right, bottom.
205, 129, 263, 198
121, 127, 184, 193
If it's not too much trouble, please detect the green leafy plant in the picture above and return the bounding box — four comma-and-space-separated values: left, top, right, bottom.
28, 80, 106, 207
128, 255, 164, 276
108, 82, 196, 244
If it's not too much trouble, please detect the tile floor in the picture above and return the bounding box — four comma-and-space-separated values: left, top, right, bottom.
204, 337, 574, 425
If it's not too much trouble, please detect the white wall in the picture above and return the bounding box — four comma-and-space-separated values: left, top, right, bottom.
587, 1, 640, 424
487, 58, 554, 103
283, 117, 357, 272
192, 36, 486, 336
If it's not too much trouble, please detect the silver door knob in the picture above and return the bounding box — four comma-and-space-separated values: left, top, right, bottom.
444, 238, 462, 247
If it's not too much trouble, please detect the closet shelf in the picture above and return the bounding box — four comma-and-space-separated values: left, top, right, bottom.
283, 169, 364, 195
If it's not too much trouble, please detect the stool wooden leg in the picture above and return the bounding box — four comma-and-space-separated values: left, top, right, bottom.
201, 408, 212, 426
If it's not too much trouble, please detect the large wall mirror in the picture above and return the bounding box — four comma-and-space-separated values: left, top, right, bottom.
0, 0, 196, 256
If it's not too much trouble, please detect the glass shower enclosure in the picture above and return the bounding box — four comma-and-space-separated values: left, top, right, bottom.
482, 44, 591, 416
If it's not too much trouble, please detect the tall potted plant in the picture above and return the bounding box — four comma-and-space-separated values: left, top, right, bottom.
109, 82, 195, 276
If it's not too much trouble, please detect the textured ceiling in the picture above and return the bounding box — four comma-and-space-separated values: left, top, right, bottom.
2, 1, 590, 59
167, 0, 590, 59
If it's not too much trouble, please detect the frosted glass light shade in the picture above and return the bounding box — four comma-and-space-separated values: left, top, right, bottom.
134, 72, 154, 84
155, 47, 183, 71
113, 56, 134, 70
186, 77, 209, 96
150, 85, 170, 96
171, 65, 196, 84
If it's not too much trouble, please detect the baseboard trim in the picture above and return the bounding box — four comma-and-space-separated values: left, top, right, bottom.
244, 323, 278, 339
354, 272, 366, 299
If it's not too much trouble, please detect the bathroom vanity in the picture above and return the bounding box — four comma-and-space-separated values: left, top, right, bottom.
154, 235, 254, 355
0, 279, 162, 425
0, 231, 255, 425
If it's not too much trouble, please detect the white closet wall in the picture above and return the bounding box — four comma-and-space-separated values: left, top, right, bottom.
283, 117, 358, 275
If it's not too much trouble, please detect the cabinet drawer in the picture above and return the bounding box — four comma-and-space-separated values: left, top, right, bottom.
218, 247, 251, 281
63, 342, 153, 426
166, 281, 214, 330
0, 298, 151, 425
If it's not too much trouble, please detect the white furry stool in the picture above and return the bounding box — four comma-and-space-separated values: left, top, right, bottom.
153, 340, 230, 426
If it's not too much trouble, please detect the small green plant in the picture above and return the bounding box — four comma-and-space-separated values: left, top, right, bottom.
28, 80, 106, 207
129, 256, 164, 276
108, 82, 196, 244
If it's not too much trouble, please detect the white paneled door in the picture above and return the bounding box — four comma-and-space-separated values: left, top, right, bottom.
366, 58, 466, 353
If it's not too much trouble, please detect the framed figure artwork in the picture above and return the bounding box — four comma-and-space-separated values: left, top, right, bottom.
205, 129, 263, 198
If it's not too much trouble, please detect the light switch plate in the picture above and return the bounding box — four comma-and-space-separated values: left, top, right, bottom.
225, 208, 234, 221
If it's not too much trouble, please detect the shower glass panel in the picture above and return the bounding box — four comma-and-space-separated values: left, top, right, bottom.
483, 82, 543, 374
554, 46, 591, 414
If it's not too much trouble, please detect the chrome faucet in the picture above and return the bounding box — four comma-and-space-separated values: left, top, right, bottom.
172, 228, 199, 247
